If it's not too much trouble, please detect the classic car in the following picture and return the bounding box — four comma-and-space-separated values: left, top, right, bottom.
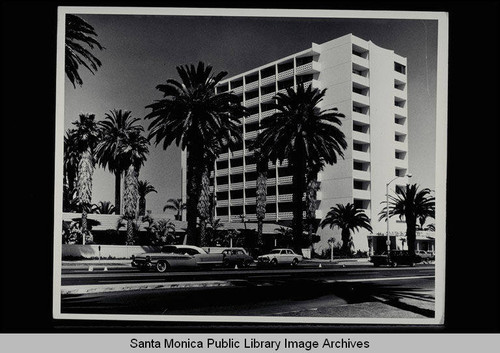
369, 250, 422, 267
204, 247, 254, 267
415, 250, 435, 262
257, 248, 303, 266
131, 245, 224, 273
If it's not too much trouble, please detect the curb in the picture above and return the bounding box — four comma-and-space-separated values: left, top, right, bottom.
61, 280, 233, 295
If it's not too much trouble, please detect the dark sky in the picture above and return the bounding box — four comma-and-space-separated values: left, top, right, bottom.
63, 10, 440, 214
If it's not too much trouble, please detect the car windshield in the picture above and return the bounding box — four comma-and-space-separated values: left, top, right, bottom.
269, 250, 281, 254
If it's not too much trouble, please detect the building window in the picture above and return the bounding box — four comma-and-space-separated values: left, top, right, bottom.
296, 56, 313, 67
218, 83, 229, 93
394, 62, 406, 75
260, 66, 275, 79
394, 99, 405, 108
245, 73, 258, 84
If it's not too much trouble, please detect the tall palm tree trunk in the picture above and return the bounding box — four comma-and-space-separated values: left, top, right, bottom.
197, 163, 211, 247
77, 148, 94, 243
114, 171, 121, 215
124, 165, 139, 245
139, 197, 146, 216
186, 151, 202, 245
305, 173, 320, 246
292, 148, 306, 251
256, 157, 267, 247
406, 215, 417, 256
340, 228, 352, 255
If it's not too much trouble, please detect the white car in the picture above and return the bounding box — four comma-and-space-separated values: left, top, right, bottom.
257, 248, 303, 266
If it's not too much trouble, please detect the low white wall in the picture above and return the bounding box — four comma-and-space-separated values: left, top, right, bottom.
62, 244, 161, 259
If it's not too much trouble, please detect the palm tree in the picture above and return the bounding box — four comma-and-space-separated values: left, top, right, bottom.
379, 184, 435, 256
63, 129, 81, 212
150, 219, 176, 245
91, 201, 115, 214
163, 198, 186, 221
146, 62, 246, 245
95, 109, 143, 215
305, 160, 324, 245
118, 130, 150, 245
137, 180, 157, 216
254, 148, 268, 247
320, 203, 373, 255
257, 84, 347, 250
72, 114, 101, 243
65, 14, 104, 88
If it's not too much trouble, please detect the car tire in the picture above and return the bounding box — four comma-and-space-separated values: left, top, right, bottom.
271, 258, 278, 266
291, 258, 299, 266
391, 261, 398, 268
156, 261, 169, 273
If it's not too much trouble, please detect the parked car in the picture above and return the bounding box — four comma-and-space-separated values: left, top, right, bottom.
415, 250, 435, 262
204, 247, 254, 267
257, 248, 303, 266
370, 250, 422, 267
131, 245, 224, 273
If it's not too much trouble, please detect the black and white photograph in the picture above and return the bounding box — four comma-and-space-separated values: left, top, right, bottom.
52, 7, 449, 325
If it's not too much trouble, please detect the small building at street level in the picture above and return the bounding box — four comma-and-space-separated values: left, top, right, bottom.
181, 33, 414, 253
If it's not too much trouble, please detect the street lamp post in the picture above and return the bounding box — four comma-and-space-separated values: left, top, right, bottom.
386, 174, 411, 253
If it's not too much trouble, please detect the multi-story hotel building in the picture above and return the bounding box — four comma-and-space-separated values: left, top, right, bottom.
181, 34, 410, 252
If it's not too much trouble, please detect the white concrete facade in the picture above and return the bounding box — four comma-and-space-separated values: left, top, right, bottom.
181, 34, 410, 252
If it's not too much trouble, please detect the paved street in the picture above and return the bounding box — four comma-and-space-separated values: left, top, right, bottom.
60, 263, 435, 318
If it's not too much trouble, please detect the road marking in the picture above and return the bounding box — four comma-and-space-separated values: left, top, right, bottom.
324, 275, 434, 283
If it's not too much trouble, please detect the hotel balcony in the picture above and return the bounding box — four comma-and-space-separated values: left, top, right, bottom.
394, 105, 406, 117
260, 92, 276, 103
301, 79, 320, 91
295, 61, 321, 75
216, 168, 229, 177
261, 109, 276, 119
245, 164, 257, 172
245, 130, 258, 140
231, 198, 245, 206
245, 80, 259, 91
352, 131, 370, 144
216, 184, 229, 192
352, 92, 370, 106
394, 123, 407, 135
394, 140, 407, 152
352, 54, 369, 70
245, 113, 259, 124
278, 175, 293, 185
218, 216, 229, 222
394, 88, 406, 101
352, 150, 370, 163
245, 198, 256, 205
352, 73, 370, 87
230, 166, 244, 174
394, 71, 407, 84
352, 111, 370, 125
230, 181, 244, 190
352, 169, 371, 181
245, 180, 256, 188
231, 215, 243, 222
260, 75, 276, 87
230, 149, 246, 158
246, 214, 258, 221
277, 68, 294, 80
278, 194, 293, 202
231, 86, 243, 95
394, 158, 408, 169
278, 211, 293, 220
353, 189, 371, 200
245, 96, 259, 107
265, 213, 277, 221
217, 199, 229, 207
218, 152, 229, 160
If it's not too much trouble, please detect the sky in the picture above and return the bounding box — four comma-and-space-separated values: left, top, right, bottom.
63, 9, 439, 216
